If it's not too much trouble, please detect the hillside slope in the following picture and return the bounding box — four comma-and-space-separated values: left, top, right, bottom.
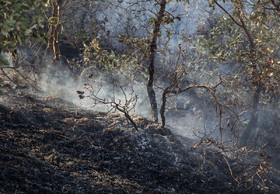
0, 82, 279, 193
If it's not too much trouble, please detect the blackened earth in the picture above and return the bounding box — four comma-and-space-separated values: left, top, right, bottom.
0, 83, 279, 194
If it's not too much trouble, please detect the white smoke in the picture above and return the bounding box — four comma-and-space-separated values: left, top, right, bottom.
36, 0, 238, 141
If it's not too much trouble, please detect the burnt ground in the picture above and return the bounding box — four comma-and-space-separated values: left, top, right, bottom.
0, 82, 280, 194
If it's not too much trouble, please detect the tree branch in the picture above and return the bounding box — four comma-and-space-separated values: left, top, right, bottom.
213, 0, 242, 27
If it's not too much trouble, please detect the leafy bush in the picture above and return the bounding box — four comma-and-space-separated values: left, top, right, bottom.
0, 0, 47, 66
82, 38, 147, 82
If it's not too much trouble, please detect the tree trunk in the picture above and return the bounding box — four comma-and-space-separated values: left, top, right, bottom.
46, 0, 64, 61
147, 0, 166, 122
239, 86, 261, 146
160, 88, 169, 128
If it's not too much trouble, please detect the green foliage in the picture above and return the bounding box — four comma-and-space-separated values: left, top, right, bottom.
0, 56, 10, 67
196, 16, 240, 61
61, 1, 105, 49
197, 2, 280, 93
119, 35, 150, 59
0, 0, 47, 65
83, 38, 147, 80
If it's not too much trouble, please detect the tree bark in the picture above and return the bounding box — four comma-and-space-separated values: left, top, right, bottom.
160, 87, 170, 128
147, 0, 167, 122
46, 0, 64, 61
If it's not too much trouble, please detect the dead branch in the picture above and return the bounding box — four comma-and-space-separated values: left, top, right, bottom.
160, 80, 222, 128
0, 64, 38, 88
77, 78, 139, 131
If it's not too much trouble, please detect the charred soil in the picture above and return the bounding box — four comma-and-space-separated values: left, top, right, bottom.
0, 82, 280, 194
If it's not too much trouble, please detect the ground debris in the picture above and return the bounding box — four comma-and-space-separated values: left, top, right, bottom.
0, 83, 279, 193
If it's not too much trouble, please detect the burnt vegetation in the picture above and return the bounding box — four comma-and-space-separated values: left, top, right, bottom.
1, 0, 280, 193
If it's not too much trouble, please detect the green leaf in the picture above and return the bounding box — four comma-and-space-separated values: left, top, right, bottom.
0, 55, 10, 66
16, 35, 23, 45
4, 19, 16, 28
20, 19, 30, 29
24, 28, 33, 36
1, 28, 9, 36
13, 3, 23, 10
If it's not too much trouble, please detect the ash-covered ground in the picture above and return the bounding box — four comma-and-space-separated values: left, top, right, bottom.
0, 81, 280, 193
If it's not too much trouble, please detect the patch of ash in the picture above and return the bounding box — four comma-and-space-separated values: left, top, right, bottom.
1, 82, 280, 193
